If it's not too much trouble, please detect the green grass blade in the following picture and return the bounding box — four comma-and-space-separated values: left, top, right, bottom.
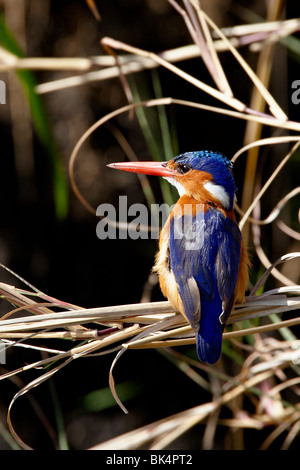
0, 13, 68, 219
48, 378, 69, 450
128, 74, 177, 206
82, 379, 142, 413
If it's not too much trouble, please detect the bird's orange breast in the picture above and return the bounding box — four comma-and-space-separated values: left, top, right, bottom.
153, 215, 185, 316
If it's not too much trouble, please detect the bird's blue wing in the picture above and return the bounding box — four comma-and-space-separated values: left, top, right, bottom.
169, 207, 241, 364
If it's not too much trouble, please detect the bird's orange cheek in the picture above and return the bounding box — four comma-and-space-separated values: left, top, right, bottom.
174, 170, 213, 202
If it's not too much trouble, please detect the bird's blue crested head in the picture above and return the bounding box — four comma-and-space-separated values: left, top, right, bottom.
168, 150, 237, 210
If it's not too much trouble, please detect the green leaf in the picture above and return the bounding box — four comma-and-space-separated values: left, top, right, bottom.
82, 380, 142, 413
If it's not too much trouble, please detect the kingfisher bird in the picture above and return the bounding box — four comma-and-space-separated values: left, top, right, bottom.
108, 150, 249, 364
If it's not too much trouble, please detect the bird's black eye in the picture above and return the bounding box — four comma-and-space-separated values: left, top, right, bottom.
177, 163, 191, 174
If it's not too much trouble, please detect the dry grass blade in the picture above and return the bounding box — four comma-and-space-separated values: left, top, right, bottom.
85, 0, 101, 21
0, 285, 299, 345
238, 0, 283, 249
231, 136, 300, 163
7, 357, 74, 450
281, 419, 300, 450
167, 0, 232, 94
250, 253, 300, 295
236, 187, 300, 226
22, 18, 299, 94
101, 35, 266, 115
196, 8, 288, 120
0, 250, 299, 348
189, 0, 233, 96
90, 337, 300, 449
238, 140, 300, 231
90, 369, 277, 450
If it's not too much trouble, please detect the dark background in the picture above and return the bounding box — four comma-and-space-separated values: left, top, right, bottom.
0, 0, 299, 450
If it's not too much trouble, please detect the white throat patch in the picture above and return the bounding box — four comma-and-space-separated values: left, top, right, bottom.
204, 181, 230, 209
163, 177, 186, 197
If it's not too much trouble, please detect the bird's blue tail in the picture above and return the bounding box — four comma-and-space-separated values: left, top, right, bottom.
195, 298, 223, 364
196, 330, 222, 364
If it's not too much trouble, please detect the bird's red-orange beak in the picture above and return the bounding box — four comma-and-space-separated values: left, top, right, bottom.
107, 161, 176, 177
